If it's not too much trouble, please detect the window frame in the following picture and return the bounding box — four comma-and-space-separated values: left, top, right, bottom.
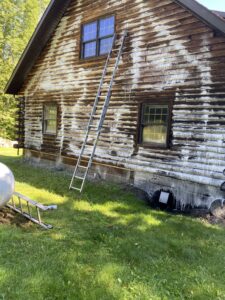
42, 102, 58, 136
137, 100, 173, 149
80, 14, 116, 60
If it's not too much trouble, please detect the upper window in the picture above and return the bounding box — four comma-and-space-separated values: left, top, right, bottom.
81, 15, 115, 59
139, 103, 171, 147
43, 103, 57, 135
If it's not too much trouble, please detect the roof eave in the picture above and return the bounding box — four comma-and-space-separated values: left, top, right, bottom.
174, 0, 225, 35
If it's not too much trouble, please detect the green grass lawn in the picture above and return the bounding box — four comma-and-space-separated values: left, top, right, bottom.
0, 148, 225, 300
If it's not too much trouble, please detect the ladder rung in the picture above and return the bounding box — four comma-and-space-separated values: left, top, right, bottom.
70, 186, 82, 192
89, 127, 98, 131
80, 155, 90, 159
78, 165, 88, 169
75, 176, 85, 181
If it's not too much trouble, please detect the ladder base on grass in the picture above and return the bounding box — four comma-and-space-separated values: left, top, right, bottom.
7, 192, 57, 230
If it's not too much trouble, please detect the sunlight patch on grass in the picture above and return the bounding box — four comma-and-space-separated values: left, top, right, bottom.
1, 148, 225, 299
136, 214, 162, 231
73, 201, 161, 229
97, 263, 125, 298
74, 200, 93, 212
50, 232, 65, 240
15, 182, 67, 206
98, 263, 122, 283
0, 268, 9, 282
0, 148, 18, 157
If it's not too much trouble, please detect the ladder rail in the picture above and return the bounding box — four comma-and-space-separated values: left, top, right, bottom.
82, 33, 116, 140
69, 35, 116, 189
98, 30, 127, 130
79, 31, 128, 188
70, 30, 127, 192
89, 33, 117, 118
79, 131, 102, 192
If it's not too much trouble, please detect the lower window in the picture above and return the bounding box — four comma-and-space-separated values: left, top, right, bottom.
139, 103, 170, 147
43, 103, 57, 135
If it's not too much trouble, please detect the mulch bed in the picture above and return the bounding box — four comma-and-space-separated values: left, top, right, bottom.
204, 200, 225, 227
0, 207, 31, 227
203, 214, 225, 226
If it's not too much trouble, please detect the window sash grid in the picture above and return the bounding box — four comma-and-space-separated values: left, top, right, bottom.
44, 118, 56, 121
43, 104, 57, 135
82, 21, 97, 42
82, 38, 97, 43
99, 33, 114, 40
140, 104, 170, 146
81, 16, 115, 59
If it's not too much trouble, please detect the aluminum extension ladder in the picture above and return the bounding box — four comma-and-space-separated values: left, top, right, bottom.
69, 30, 128, 192
7, 192, 57, 229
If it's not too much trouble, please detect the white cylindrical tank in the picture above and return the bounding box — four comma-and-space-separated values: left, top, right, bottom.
0, 163, 15, 207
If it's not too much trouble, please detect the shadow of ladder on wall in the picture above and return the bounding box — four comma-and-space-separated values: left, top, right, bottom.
69, 30, 128, 192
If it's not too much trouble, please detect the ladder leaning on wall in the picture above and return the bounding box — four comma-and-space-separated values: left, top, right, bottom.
69, 30, 128, 192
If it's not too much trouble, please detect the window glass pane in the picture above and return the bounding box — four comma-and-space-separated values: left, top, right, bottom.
99, 37, 114, 55
83, 21, 97, 42
142, 105, 168, 144
144, 114, 149, 124
150, 108, 155, 115
99, 16, 115, 38
155, 114, 162, 123
44, 104, 57, 134
143, 125, 167, 144
162, 114, 167, 123
156, 108, 161, 115
45, 105, 57, 119
163, 108, 168, 114
84, 41, 96, 58
46, 120, 57, 134
45, 104, 57, 119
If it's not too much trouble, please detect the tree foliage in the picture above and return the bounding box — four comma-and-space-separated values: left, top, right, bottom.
0, 0, 50, 139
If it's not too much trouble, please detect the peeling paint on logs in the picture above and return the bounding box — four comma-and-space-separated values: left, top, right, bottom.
17, 0, 225, 207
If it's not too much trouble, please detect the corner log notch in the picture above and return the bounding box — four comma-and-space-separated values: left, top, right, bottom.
15, 97, 25, 151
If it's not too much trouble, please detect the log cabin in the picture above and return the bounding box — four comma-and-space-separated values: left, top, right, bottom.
5, 0, 225, 209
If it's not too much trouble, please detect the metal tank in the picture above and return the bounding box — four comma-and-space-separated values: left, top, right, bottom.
0, 163, 15, 207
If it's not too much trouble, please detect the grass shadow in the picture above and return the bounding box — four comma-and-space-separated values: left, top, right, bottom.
0, 149, 225, 299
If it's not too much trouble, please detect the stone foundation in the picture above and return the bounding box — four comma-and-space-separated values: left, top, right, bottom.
24, 149, 225, 210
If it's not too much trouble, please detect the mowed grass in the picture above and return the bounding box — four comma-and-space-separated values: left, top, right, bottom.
0, 149, 225, 300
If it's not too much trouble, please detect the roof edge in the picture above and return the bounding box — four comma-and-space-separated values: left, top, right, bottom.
174, 0, 225, 35
212, 10, 225, 20
5, 0, 71, 94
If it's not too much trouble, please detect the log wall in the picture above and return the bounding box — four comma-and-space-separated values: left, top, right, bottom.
19, 0, 225, 207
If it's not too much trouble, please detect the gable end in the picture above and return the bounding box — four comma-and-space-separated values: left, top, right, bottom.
5, 0, 225, 95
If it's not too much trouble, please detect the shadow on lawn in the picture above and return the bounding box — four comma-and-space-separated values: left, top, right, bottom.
0, 154, 225, 299
50, 206, 225, 299
1, 204, 224, 299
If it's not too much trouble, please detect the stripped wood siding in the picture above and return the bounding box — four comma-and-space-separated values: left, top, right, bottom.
19, 0, 225, 206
